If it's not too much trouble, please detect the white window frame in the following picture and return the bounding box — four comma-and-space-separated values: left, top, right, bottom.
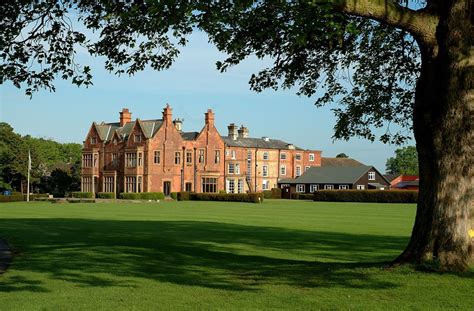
235, 163, 240, 174
231, 150, 236, 159
228, 179, 235, 193
280, 165, 286, 176
262, 165, 268, 177
310, 184, 318, 192
262, 179, 269, 190
324, 184, 334, 190
280, 153, 287, 160
228, 163, 235, 174
296, 184, 305, 193
309, 153, 315, 162
263, 152, 269, 160
357, 185, 365, 190
296, 166, 302, 177
237, 179, 244, 193
339, 185, 349, 190
368, 171, 376, 181
295, 153, 302, 161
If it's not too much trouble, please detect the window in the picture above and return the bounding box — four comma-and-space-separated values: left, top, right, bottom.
309, 153, 315, 162
231, 150, 236, 159
104, 176, 114, 193
247, 150, 252, 160
126, 153, 137, 167
235, 163, 240, 174
214, 150, 220, 164
185, 182, 192, 192
227, 179, 235, 193
137, 176, 142, 192
82, 176, 92, 192
134, 134, 142, 142
296, 184, 305, 193
175, 152, 181, 165
368, 171, 376, 180
280, 165, 286, 175
324, 184, 334, 190
357, 185, 365, 190
263, 152, 269, 160
198, 149, 205, 163
339, 185, 349, 190
305, 166, 310, 172
93, 154, 98, 167
228, 163, 235, 174
238, 179, 244, 193
90, 136, 97, 144
82, 154, 92, 167
186, 151, 193, 164
280, 153, 287, 160
262, 180, 270, 190
246, 151, 252, 183
112, 153, 118, 166
262, 165, 268, 177
310, 184, 318, 192
138, 152, 143, 167
202, 177, 217, 193
225, 150, 230, 156
113, 138, 117, 145
125, 176, 137, 193
296, 166, 302, 177
296, 154, 302, 160
154, 151, 161, 164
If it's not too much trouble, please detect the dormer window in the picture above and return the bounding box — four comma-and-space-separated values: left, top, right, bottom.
134, 134, 142, 142
90, 136, 97, 144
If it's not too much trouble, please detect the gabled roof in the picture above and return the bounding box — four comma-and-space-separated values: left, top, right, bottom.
221, 136, 304, 150
181, 132, 200, 141
321, 157, 365, 167
100, 119, 163, 142
93, 122, 119, 141
279, 165, 374, 184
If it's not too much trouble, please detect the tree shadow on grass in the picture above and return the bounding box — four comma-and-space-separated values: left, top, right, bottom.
0, 218, 411, 293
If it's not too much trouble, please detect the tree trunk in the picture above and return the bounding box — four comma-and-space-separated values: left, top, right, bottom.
393, 0, 473, 272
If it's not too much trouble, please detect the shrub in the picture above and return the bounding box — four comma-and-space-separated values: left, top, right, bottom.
170, 192, 178, 200
177, 191, 193, 201
291, 193, 314, 200
140, 192, 165, 200
263, 190, 273, 199
67, 198, 96, 203
313, 190, 418, 203
271, 188, 282, 199
188, 192, 263, 203
71, 192, 93, 198
0, 194, 24, 202
96, 192, 115, 199
119, 192, 165, 200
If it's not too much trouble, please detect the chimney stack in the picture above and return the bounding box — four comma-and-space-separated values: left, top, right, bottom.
120, 108, 132, 127
173, 118, 183, 132
228, 123, 237, 140
238, 125, 249, 138
205, 109, 215, 127
162, 104, 172, 125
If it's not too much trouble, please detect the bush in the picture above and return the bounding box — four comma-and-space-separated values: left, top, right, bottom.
0, 194, 24, 202
119, 192, 165, 200
291, 193, 314, 200
71, 192, 93, 198
177, 191, 193, 201
271, 188, 282, 199
313, 190, 418, 203
188, 192, 263, 203
262, 190, 272, 199
67, 198, 96, 203
96, 192, 115, 199
170, 192, 178, 200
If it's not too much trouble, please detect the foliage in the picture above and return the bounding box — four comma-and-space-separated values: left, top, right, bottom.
96, 192, 115, 199
291, 193, 315, 200
313, 190, 418, 203
189, 192, 263, 203
170, 192, 178, 200
0, 194, 24, 202
271, 188, 282, 199
262, 190, 273, 199
386, 146, 419, 175
71, 192, 93, 199
119, 192, 165, 200
177, 191, 192, 201
336, 153, 349, 158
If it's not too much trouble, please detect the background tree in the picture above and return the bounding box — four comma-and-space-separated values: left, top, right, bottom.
1, 1, 471, 271
386, 146, 418, 175
336, 153, 349, 158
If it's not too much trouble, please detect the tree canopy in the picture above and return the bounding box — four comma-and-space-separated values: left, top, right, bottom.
386, 146, 418, 175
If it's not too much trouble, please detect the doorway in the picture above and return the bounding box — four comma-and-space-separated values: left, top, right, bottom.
163, 181, 171, 196
281, 185, 291, 199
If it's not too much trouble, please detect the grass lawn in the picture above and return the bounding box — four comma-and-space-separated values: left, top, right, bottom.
0, 200, 472, 310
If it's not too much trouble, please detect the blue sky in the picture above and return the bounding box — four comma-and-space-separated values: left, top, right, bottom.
0, 31, 413, 172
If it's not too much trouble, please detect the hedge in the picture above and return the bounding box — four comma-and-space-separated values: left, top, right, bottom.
291, 193, 314, 200
96, 192, 115, 199
67, 198, 96, 203
71, 192, 93, 198
0, 193, 50, 202
189, 192, 263, 203
177, 191, 192, 201
271, 188, 282, 199
313, 190, 418, 203
170, 192, 178, 200
119, 192, 165, 200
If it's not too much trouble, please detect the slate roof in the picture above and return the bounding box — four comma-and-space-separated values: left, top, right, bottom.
278, 165, 374, 185
95, 119, 163, 142
221, 136, 305, 150
181, 132, 200, 141
321, 157, 365, 167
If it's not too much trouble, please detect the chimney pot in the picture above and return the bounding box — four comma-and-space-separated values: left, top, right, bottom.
119, 108, 132, 127
228, 123, 237, 140
238, 125, 249, 138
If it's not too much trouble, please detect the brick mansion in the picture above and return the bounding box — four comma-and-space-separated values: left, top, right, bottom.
80, 105, 322, 195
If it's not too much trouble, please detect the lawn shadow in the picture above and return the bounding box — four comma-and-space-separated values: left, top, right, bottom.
0, 218, 411, 292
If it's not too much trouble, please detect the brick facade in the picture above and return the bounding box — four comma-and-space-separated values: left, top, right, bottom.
81, 105, 322, 196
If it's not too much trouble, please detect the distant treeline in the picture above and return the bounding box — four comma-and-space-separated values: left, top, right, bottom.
0, 122, 82, 196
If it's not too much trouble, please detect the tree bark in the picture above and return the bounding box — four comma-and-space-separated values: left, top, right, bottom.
393, 0, 473, 271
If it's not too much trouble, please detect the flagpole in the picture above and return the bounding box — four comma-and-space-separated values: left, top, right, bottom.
27, 149, 31, 202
